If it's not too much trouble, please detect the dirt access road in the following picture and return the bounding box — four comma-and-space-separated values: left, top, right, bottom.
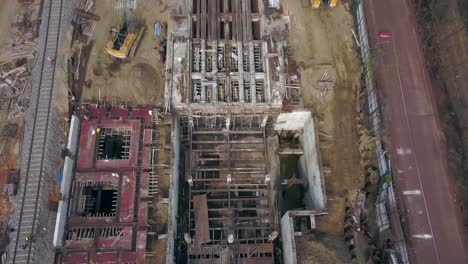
364, 0, 468, 263
81, 0, 177, 105
281, 1, 372, 262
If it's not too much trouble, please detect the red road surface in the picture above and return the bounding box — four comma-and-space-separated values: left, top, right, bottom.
363, 0, 468, 263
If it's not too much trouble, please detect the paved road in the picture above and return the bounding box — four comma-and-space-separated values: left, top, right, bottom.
363, 0, 468, 263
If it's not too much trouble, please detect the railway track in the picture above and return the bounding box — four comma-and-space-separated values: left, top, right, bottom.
7, 0, 64, 263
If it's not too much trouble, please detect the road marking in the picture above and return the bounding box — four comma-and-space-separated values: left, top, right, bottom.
392, 37, 441, 263
403, 190, 421, 195
397, 166, 413, 173
396, 147, 412, 155
413, 234, 433, 239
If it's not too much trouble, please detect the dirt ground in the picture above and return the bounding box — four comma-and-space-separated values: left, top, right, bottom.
157, 122, 171, 197
415, 0, 468, 245
0, 0, 23, 249
0, 0, 37, 226
0, 154, 18, 220
81, 0, 178, 105
281, 2, 373, 263
147, 117, 172, 263
152, 238, 168, 263
0, 1, 21, 55
0, 1, 41, 64
296, 233, 349, 263
0, 1, 22, 121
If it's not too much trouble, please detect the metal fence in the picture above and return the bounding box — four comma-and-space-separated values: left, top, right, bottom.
354, 1, 409, 263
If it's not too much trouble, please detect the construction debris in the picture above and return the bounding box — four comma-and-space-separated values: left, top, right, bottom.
72, 5, 99, 38
316, 69, 335, 102
0, 12, 37, 65
0, 11, 37, 120
0, 53, 33, 120
269, 0, 281, 9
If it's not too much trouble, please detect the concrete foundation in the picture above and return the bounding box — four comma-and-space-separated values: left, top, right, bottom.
166, 116, 180, 263
275, 111, 326, 211
280, 212, 297, 264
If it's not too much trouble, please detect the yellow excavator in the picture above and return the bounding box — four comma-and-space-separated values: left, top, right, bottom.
311, 0, 338, 8
106, 0, 144, 59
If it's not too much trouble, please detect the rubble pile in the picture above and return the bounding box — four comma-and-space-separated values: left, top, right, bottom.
72, 0, 98, 38
0, 60, 32, 120
0, 11, 37, 120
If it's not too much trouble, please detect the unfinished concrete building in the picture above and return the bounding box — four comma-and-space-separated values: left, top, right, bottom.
53, 106, 170, 263
183, 114, 276, 263
164, 0, 287, 114
164, 1, 325, 263
274, 112, 327, 264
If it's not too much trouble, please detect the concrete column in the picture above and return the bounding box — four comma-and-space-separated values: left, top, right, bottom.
213, 83, 218, 103
212, 41, 218, 75
249, 42, 256, 103
201, 84, 207, 103
201, 40, 206, 77
262, 41, 271, 103
237, 42, 244, 102
281, 212, 298, 264
238, 77, 244, 103
244, 0, 253, 41
226, 76, 232, 103
187, 40, 193, 103
225, 19, 230, 40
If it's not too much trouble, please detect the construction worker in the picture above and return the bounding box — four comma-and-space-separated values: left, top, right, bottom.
47, 56, 55, 65
25, 235, 30, 242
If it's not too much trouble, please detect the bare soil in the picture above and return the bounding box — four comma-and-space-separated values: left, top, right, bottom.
0, 1, 21, 54
81, 0, 178, 105
296, 234, 343, 264
157, 123, 171, 197
281, 2, 374, 262
0, 154, 17, 220
152, 238, 168, 264
0, 0, 39, 225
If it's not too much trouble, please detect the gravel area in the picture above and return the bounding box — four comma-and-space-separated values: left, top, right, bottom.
6, 0, 75, 263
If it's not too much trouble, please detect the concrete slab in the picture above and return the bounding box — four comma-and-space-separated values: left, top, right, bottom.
274, 111, 311, 131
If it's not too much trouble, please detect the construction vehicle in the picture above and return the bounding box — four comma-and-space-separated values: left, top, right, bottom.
310, 0, 338, 8
106, 0, 144, 59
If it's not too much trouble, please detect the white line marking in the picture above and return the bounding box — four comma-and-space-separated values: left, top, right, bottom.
403, 190, 421, 195
396, 147, 412, 156
397, 166, 413, 173
413, 234, 433, 239
392, 37, 441, 263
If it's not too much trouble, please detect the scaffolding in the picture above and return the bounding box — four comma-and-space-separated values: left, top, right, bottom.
185, 114, 275, 263
66, 226, 124, 241
97, 127, 131, 160
71, 181, 119, 218
253, 43, 262, 72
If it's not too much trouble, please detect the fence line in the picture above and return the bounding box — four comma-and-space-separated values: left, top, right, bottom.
354, 1, 409, 263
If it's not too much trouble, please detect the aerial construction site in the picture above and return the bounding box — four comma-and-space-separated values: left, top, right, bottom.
0, 0, 467, 263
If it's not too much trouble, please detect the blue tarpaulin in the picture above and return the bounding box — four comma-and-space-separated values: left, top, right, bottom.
154, 22, 161, 37
56, 164, 64, 187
